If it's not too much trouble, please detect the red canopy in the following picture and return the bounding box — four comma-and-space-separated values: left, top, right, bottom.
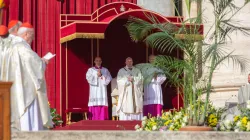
60, 2, 203, 43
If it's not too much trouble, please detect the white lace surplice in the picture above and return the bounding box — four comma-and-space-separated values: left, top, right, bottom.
86, 67, 112, 106
143, 68, 166, 105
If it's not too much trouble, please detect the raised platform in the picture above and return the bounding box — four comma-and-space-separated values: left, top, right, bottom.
12, 131, 250, 140
54, 120, 141, 130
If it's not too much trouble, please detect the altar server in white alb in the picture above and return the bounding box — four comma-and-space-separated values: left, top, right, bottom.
86, 57, 112, 120
117, 57, 143, 120
143, 55, 166, 117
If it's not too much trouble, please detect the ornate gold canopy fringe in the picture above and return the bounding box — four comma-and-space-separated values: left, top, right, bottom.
60, 33, 105, 43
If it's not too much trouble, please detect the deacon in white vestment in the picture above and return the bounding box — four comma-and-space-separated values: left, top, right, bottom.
1, 23, 52, 131
143, 55, 166, 117
86, 57, 112, 120
117, 57, 143, 120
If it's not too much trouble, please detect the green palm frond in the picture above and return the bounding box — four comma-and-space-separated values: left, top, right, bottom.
203, 43, 227, 63
134, 63, 165, 86
221, 20, 250, 36
214, 53, 250, 73
153, 55, 194, 87
126, 17, 155, 42
216, 0, 239, 15
144, 32, 184, 53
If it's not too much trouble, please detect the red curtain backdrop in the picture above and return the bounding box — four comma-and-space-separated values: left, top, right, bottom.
2, 0, 137, 114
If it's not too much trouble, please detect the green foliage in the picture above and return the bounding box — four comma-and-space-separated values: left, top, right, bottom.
48, 103, 63, 127
126, 0, 250, 126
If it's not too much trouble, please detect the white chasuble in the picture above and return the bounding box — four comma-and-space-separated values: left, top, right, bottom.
116, 67, 143, 120
0, 40, 52, 131
86, 67, 112, 106
144, 68, 166, 105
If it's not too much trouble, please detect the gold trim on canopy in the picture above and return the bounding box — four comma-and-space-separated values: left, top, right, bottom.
60, 33, 105, 43
175, 34, 204, 41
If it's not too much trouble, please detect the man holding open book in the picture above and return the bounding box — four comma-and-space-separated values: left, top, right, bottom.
0, 22, 53, 131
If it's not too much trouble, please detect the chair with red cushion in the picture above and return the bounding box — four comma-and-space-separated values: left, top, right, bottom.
65, 108, 89, 125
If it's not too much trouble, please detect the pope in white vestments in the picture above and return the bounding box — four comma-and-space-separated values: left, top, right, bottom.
117, 57, 143, 120
0, 23, 52, 131
143, 55, 166, 117
86, 57, 112, 120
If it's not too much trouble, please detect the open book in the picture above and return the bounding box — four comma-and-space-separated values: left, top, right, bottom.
43, 52, 56, 60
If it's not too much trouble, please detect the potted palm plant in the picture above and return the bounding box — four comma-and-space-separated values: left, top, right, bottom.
126, 0, 250, 130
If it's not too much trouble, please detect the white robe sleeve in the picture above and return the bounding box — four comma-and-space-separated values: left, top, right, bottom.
86, 68, 98, 86
100, 69, 112, 86
117, 69, 129, 86
13, 43, 53, 129
134, 70, 143, 87
152, 74, 166, 85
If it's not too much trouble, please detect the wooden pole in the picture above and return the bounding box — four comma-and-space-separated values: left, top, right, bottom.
0, 10, 3, 25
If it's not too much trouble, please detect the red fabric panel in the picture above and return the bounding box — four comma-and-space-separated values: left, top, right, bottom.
69, 0, 75, 14
31, 0, 37, 52
75, 23, 108, 33
55, 0, 61, 115
60, 43, 67, 124
100, 0, 106, 7
67, 39, 91, 112
85, 0, 92, 14
76, 0, 85, 14
61, 23, 76, 38
66, 15, 91, 20
46, 0, 56, 108
65, 108, 89, 113
93, 0, 99, 13
98, 9, 117, 21
36, 0, 44, 56
9, 0, 18, 20
61, 0, 67, 14
22, 0, 31, 22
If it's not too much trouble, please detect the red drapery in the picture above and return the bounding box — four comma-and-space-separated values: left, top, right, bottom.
2, 0, 137, 114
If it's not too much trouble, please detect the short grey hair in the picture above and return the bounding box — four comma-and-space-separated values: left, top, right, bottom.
17, 27, 34, 36
8, 21, 22, 34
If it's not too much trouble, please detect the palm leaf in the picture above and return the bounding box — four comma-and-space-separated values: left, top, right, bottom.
214, 53, 250, 73
134, 63, 164, 85
126, 17, 155, 42
144, 32, 184, 53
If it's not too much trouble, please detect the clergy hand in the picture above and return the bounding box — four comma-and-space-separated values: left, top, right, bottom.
42, 58, 49, 65
128, 76, 134, 82
97, 70, 102, 77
